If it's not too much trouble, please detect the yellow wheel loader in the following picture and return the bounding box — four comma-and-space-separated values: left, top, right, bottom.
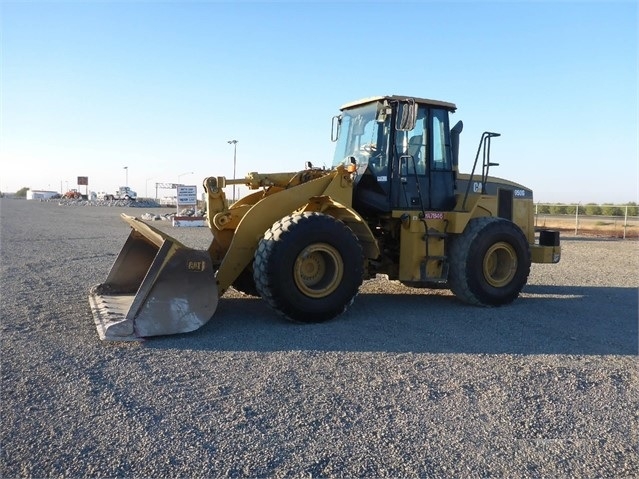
89, 95, 561, 341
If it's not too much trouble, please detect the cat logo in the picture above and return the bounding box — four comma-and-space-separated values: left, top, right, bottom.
187, 260, 206, 272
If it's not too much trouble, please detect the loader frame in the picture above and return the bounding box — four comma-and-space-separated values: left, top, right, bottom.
203, 165, 380, 294
89, 94, 560, 341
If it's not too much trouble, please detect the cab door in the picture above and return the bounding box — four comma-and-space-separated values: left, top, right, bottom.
428, 108, 456, 211
390, 107, 456, 211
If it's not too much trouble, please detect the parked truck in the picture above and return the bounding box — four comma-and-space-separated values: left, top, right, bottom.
98, 187, 137, 201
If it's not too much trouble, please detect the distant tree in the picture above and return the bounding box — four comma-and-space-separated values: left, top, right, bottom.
624, 202, 639, 216
584, 203, 602, 216
536, 204, 551, 214
564, 205, 574, 215
551, 204, 567, 215
601, 204, 623, 216
15, 187, 29, 198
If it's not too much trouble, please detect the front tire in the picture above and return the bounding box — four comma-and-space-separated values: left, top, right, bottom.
254, 212, 364, 323
449, 217, 531, 306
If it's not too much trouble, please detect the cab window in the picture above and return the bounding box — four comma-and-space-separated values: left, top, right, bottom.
431, 109, 451, 171
396, 106, 427, 175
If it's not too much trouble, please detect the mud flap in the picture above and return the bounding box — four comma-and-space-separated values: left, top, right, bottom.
89, 215, 218, 341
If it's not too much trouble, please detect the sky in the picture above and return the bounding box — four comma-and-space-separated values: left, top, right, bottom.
1, 1, 637, 204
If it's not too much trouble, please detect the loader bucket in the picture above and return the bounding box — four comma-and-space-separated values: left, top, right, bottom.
89, 214, 218, 341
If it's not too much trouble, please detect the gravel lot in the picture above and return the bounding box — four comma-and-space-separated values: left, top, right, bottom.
1, 199, 637, 478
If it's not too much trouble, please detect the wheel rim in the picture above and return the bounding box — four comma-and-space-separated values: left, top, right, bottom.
293, 243, 343, 298
483, 241, 518, 288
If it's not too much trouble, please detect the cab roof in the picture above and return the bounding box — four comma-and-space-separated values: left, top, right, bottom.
340, 95, 457, 112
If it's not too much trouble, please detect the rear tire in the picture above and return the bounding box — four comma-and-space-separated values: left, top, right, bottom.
448, 217, 530, 306
254, 212, 364, 323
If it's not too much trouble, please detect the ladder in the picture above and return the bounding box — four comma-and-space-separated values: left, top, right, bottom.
419, 223, 449, 283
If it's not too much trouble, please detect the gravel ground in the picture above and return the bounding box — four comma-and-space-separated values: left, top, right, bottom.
1, 199, 637, 478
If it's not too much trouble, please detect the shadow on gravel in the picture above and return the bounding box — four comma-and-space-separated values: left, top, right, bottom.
145, 284, 638, 356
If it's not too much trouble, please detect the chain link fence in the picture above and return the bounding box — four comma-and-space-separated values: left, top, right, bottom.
534, 203, 639, 239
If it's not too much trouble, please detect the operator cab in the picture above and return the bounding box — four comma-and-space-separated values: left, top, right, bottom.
331, 95, 459, 215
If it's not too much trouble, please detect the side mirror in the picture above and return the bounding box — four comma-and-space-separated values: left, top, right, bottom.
331, 115, 341, 142
396, 100, 417, 131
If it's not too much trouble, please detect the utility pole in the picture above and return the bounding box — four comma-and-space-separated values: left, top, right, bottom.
124, 166, 128, 187
227, 140, 238, 202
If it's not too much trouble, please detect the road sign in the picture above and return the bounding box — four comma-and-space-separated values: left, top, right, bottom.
176, 185, 197, 206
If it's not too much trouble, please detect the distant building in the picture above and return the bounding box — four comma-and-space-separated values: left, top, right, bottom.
160, 196, 177, 206
26, 190, 59, 200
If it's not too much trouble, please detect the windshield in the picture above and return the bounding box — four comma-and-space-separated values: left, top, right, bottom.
332, 103, 384, 168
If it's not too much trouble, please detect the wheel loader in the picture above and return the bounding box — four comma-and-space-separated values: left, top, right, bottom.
89, 95, 561, 341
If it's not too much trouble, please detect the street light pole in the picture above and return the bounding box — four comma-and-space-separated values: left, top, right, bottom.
227, 140, 238, 202
124, 166, 128, 187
